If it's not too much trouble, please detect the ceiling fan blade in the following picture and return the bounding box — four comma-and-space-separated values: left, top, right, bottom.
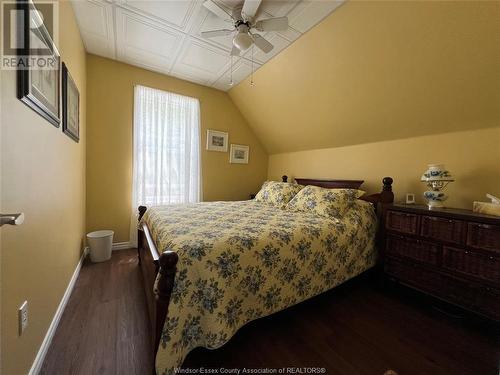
232, 5, 242, 21
230, 45, 240, 57
241, 0, 262, 21
252, 34, 273, 53
201, 29, 234, 38
203, 0, 233, 20
254, 16, 288, 32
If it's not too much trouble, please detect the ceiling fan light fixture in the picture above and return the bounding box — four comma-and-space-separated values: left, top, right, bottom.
233, 32, 253, 51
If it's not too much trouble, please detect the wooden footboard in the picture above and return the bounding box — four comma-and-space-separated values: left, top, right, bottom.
137, 176, 394, 373
137, 206, 178, 374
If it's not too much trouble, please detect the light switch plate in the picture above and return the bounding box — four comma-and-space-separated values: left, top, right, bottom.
18, 301, 28, 335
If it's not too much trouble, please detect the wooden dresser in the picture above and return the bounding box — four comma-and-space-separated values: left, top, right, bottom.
383, 204, 500, 321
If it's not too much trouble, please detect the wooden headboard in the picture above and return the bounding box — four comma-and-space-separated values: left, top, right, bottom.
281, 175, 394, 210
289, 176, 364, 190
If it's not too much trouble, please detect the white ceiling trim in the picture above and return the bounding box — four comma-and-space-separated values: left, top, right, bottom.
71, 0, 345, 91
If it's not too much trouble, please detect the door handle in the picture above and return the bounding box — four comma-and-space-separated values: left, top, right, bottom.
0, 213, 24, 226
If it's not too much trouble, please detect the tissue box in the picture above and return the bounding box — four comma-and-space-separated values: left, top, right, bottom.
473, 201, 500, 217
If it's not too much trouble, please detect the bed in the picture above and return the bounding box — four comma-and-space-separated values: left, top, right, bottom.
137, 176, 394, 374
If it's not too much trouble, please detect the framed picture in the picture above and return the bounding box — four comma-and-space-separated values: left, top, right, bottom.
206, 129, 228, 152
17, 0, 60, 127
406, 193, 416, 205
230, 144, 249, 164
62, 63, 80, 142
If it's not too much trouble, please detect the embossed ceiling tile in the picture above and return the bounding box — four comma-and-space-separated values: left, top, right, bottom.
119, 56, 172, 77
115, 8, 185, 72
177, 39, 231, 76
81, 32, 116, 59
259, 0, 300, 17
71, 0, 116, 57
288, 0, 343, 33
212, 59, 260, 91
71, 0, 111, 37
276, 25, 301, 42
212, 79, 231, 91
169, 68, 213, 87
116, 0, 198, 31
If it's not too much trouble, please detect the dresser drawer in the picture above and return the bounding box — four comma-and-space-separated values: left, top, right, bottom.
420, 216, 465, 244
386, 235, 439, 265
467, 222, 500, 253
386, 210, 419, 234
443, 247, 499, 284
385, 258, 480, 312
385, 258, 442, 295
439, 274, 482, 311
476, 287, 500, 321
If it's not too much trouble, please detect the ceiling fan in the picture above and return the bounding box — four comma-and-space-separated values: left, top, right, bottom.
201, 0, 289, 56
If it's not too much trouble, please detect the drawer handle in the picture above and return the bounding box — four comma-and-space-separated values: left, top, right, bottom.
401, 213, 413, 218
476, 224, 493, 229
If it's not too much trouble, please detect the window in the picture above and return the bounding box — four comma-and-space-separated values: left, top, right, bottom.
130, 85, 201, 245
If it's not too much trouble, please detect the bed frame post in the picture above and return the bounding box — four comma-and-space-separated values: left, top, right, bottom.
371, 176, 394, 217
153, 251, 178, 367
375, 177, 393, 265
380, 177, 394, 204
138, 206, 148, 265
139, 205, 147, 220
137, 206, 179, 374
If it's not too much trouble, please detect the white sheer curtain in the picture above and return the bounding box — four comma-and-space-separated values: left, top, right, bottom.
130, 85, 201, 246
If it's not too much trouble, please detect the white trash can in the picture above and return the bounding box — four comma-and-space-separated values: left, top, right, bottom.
87, 230, 114, 263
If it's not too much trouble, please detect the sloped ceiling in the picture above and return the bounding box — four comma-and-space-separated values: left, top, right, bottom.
70, 0, 344, 91
228, 1, 500, 154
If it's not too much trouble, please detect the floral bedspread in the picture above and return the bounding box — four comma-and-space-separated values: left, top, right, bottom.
141, 200, 378, 374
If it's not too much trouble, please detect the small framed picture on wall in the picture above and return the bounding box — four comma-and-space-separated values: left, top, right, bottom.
229, 144, 249, 164
62, 62, 80, 142
206, 130, 228, 152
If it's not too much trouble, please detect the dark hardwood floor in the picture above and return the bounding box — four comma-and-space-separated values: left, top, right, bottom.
41, 249, 499, 375
40, 249, 152, 375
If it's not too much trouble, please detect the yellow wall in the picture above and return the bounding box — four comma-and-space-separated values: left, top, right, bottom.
229, 1, 499, 154
86, 55, 267, 243
0, 1, 87, 374
268, 127, 500, 209
229, 0, 499, 209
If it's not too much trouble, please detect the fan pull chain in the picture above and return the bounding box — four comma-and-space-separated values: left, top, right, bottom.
229, 55, 234, 86
250, 46, 255, 86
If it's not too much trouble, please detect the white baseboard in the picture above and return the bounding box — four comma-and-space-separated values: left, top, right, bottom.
112, 241, 133, 250
29, 246, 89, 375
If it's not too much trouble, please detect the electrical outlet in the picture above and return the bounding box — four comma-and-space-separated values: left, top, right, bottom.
18, 301, 28, 335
